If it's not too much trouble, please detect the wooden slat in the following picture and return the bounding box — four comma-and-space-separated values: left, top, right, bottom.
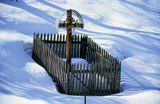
80, 64, 83, 95
74, 35, 76, 58
62, 34, 65, 58
82, 64, 85, 95
118, 61, 121, 92
100, 59, 104, 94
54, 34, 57, 53
89, 63, 93, 95
75, 64, 79, 95
53, 34, 56, 52
59, 34, 62, 57
32, 34, 121, 96
71, 64, 75, 95
50, 34, 53, 48
86, 64, 89, 95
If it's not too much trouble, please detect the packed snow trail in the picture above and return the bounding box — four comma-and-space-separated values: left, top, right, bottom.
0, 0, 160, 104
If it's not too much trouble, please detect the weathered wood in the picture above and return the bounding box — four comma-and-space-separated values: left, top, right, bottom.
85, 65, 89, 95
66, 9, 72, 73
78, 64, 82, 95
80, 35, 87, 59
82, 64, 85, 94
32, 33, 121, 96
62, 35, 65, 58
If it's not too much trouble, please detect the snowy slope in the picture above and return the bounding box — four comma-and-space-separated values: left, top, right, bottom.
0, 0, 160, 104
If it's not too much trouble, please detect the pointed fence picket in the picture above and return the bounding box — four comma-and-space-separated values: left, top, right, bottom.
32, 33, 121, 96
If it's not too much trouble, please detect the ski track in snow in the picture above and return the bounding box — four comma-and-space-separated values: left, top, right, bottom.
0, 0, 160, 104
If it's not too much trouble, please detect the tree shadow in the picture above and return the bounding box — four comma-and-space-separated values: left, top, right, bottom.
82, 14, 160, 35
0, 16, 55, 35
79, 29, 160, 53
1, 1, 160, 103
38, 0, 160, 36
121, 64, 160, 91
0, 0, 56, 24
37, 0, 65, 12
118, 0, 160, 27
119, 0, 160, 15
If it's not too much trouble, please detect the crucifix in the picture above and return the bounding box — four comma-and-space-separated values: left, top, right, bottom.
59, 9, 83, 72
59, 9, 87, 104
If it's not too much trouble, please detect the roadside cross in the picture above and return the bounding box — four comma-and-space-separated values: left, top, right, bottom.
59, 9, 84, 71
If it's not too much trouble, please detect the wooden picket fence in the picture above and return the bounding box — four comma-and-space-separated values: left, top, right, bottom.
32, 33, 121, 96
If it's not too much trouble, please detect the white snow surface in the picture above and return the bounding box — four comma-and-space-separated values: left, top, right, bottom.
0, 0, 160, 104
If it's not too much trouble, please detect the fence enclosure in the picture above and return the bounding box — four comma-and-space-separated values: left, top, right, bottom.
32, 33, 121, 96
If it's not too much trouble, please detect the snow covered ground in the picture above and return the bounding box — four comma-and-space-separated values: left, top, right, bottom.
0, 0, 160, 104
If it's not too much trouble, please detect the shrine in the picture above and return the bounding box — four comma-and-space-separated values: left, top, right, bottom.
32, 9, 121, 96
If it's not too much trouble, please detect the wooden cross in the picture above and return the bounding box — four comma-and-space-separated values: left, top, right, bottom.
59, 9, 83, 71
